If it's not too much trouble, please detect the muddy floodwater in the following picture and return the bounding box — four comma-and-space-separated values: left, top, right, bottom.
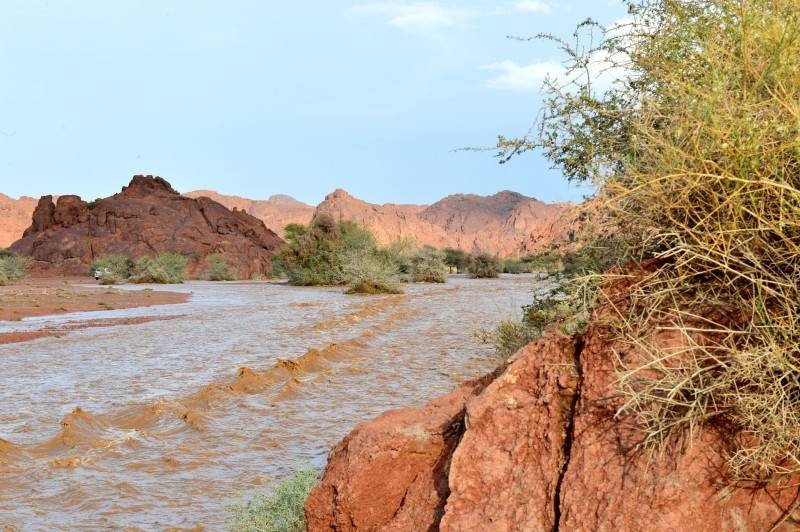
0, 275, 544, 530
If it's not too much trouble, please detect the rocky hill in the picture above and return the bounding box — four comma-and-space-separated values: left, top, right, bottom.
0, 193, 39, 248
9, 176, 284, 278
304, 273, 800, 531
184, 190, 314, 239
314, 189, 575, 256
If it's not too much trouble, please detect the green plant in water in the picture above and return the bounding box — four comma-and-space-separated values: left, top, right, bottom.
467, 253, 501, 279
278, 215, 403, 294
443, 247, 470, 273
408, 246, 448, 283
228, 467, 320, 532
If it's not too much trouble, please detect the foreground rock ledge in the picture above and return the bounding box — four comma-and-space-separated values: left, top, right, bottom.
306, 327, 800, 531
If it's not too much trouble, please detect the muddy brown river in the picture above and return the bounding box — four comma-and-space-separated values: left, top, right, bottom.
0, 275, 544, 530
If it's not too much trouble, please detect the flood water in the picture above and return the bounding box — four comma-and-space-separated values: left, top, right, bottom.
0, 275, 543, 530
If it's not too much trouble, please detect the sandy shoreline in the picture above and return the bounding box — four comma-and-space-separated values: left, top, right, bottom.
0, 278, 190, 344
0, 277, 189, 321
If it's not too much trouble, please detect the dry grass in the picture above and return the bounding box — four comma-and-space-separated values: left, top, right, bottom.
592, 0, 800, 481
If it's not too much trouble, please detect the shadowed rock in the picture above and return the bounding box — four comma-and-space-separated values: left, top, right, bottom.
10, 175, 284, 278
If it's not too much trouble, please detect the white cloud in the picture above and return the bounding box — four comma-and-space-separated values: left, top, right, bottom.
350, 2, 472, 31
514, 1, 554, 14
482, 60, 563, 91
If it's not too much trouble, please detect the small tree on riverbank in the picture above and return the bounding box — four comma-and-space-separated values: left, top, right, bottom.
467, 253, 501, 278
0, 250, 27, 285
277, 215, 403, 294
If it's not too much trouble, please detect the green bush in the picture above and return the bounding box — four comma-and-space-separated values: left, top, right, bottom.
339, 247, 403, 294
206, 253, 236, 281
409, 246, 448, 283
380, 240, 414, 274
443, 248, 469, 273
228, 468, 320, 532
0, 250, 27, 285
476, 320, 542, 361
278, 215, 403, 294
467, 253, 501, 279
130, 253, 187, 284
90, 254, 133, 283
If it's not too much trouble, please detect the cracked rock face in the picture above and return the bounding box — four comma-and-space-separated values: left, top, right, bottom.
305, 375, 494, 531
9, 175, 284, 278
306, 293, 800, 531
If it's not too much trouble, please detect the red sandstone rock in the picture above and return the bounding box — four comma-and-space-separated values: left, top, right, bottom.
307, 287, 800, 531
305, 376, 493, 531
440, 335, 578, 531
9, 175, 284, 278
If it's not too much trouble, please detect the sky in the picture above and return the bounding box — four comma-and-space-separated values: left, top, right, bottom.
0, 0, 627, 206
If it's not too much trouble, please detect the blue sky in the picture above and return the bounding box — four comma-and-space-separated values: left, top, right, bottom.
0, 1, 626, 205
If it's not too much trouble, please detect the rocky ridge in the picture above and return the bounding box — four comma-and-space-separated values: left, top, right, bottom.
6, 186, 575, 257
314, 188, 575, 256
184, 190, 315, 239
9, 176, 284, 278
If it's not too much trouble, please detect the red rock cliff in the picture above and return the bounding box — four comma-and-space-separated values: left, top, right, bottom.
9, 175, 284, 278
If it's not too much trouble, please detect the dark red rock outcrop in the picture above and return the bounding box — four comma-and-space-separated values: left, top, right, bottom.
9, 175, 284, 278
306, 290, 800, 531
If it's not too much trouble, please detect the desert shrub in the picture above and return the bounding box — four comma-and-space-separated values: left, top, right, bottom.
501, 257, 530, 274
499, 0, 800, 481
278, 215, 402, 293
408, 246, 448, 283
130, 253, 187, 284
479, 280, 596, 359
0, 250, 27, 285
90, 254, 133, 283
206, 253, 236, 281
467, 253, 501, 279
380, 239, 414, 274
228, 467, 320, 532
443, 248, 469, 273
476, 320, 542, 361
339, 247, 403, 294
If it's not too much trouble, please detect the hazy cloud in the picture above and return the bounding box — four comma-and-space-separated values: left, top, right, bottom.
482, 60, 563, 91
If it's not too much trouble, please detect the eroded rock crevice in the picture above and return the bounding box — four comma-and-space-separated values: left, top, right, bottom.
552, 334, 584, 532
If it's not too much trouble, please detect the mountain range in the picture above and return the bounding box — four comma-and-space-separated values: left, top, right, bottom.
2, 182, 577, 257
